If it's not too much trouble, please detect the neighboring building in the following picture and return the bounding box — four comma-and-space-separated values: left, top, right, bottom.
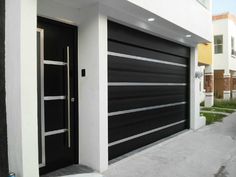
213, 12, 236, 100
198, 43, 214, 107
3, 0, 212, 176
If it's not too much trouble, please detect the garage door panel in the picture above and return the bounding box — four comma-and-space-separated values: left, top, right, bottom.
109, 116, 187, 143
109, 122, 186, 160
109, 106, 187, 142
108, 56, 187, 76
108, 86, 187, 99
108, 41, 188, 65
109, 94, 187, 112
108, 21, 190, 160
109, 104, 187, 129
109, 70, 187, 83
108, 21, 190, 58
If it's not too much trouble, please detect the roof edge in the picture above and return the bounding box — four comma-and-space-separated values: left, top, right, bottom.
213, 12, 236, 24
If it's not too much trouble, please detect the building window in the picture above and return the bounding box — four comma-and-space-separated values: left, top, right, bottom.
232, 37, 236, 56
214, 35, 223, 54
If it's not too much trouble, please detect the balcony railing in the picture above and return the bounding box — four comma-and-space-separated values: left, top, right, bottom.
197, 0, 209, 9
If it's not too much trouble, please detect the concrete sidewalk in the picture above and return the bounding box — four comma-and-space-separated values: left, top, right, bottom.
103, 113, 236, 177
60, 174, 103, 177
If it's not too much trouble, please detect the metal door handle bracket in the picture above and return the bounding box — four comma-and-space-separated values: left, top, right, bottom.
67, 46, 71, 148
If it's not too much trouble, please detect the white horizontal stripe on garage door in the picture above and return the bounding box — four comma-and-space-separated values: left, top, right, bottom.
108, 51, 187, 67
108, 120, 186, 147
108, 101, 186, 117
108, 82, 187, 86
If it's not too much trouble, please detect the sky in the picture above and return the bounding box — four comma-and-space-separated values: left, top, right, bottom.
212, 0, 236, 15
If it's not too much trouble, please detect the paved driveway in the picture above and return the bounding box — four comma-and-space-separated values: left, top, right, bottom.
103, 113, 236, 177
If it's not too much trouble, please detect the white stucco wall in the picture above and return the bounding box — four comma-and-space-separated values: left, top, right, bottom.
228, 20, 236, 71
213, 18, 236, 73
213, 19, 229, 72
78, 4, 108, 172
6, 0, 39, 177
191, 48, 206, 129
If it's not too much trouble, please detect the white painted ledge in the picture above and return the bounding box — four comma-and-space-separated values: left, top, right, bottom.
232, 90, 236, 99
205, 92, 214, 107
224, 91, 231, 100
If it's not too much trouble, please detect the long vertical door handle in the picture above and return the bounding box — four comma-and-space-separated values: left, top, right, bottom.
67, 46, 71, 148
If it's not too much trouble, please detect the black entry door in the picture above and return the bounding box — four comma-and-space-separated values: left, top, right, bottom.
37, 17, 78, 175
108, 21, 190, 160
0, 0, 9, 176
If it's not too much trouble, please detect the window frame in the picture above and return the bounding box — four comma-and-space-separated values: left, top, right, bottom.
214, 35, 223, 54
231, 36, 236, 57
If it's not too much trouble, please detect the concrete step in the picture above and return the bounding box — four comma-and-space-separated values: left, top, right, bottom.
200, 110, 230, 116
200, 106, 236, 111
212, 107, 236, 111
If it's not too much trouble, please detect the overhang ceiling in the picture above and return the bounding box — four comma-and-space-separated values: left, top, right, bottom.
40, 0, 210, 47
53, 0, 106, 9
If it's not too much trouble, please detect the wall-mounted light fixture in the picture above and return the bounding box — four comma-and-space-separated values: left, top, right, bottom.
195, 71, 203, 79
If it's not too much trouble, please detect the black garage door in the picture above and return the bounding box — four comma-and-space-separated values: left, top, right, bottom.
108, 21, 190, 160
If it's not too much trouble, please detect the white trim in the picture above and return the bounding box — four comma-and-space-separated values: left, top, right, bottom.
108, 51, 187, 68
39, 164, 44, 168
205, 92, 214, 96
108, 102, 186, 116
204, 73, 213, 76
224, 75, 231, 78
108, 82, 187, 86
45, 129, 68, 136
44, 60, 67, 66
44, 96, 66, 101
109, 120, 186, 147
66, 46, 71, 148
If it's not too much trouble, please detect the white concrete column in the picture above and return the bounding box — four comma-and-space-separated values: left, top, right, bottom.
223, 71, 231, 100
5, 0, 39, 177
204, 65, 214, 107
190, 47, 206, 130
78, 4, 108, 172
